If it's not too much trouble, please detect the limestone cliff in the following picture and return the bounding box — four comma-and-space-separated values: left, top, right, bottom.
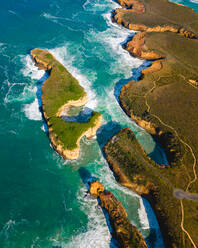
89, 180, 148, 248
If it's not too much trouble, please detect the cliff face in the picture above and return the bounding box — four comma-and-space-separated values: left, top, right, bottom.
89, 181, 148, 248
31, 48, 102, 160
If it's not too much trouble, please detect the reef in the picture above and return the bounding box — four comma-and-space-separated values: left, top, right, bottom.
31, 49, 102, 160
103, 0, 198, 247
89, 180, 148, 248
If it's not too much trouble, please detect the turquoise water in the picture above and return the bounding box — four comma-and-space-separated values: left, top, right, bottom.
0, 0, 197, 247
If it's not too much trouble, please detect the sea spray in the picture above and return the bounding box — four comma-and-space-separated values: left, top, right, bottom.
49, 46, 98, 110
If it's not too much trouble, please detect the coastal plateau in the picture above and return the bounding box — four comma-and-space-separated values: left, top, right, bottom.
103, 0, 198, 247
31, 49, 102, 160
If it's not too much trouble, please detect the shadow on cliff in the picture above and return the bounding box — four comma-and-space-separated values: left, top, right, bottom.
114, 60, 152, 103
61, 107, 93, 123
78, 167, 120, 248
147, 143, 169, 165
141, 197, 165, 247
96, 120, 122, 151
35, 71, 50, 133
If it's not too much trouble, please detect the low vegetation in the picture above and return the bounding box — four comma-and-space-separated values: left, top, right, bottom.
31, 49, 101, 151
104, 128, 198, 248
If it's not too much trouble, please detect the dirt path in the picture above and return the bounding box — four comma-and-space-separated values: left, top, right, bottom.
143, 75, 198, 247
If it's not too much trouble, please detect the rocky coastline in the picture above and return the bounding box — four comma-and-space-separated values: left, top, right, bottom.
112, 0, 198, 166
102, 0, 198, 247
89, 180, 148, 248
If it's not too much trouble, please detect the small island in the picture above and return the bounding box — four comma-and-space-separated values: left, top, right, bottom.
31, 49, 102, 160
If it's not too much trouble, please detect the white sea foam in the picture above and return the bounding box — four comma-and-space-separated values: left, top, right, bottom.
20, 55, 49, 121
88, 12, 143, 78
138, 198, 150, 230
21, 55, 45, 80
4, 81, 36, 104
51, 184, 112, 248
23, 98, 42, 121
190, 0, 198, 3
49, 46, 98, 109
42, 12, 60, 19
0, 219, 28, 240
83, 0, 120, 12
8, 10, 17, 15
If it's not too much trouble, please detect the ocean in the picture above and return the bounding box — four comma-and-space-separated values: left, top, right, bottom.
0, 0, 197, 247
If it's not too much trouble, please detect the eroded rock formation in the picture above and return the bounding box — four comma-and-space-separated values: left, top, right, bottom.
89, 180, 148, 248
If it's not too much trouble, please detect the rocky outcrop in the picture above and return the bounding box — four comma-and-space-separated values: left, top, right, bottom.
112, 1, 197, 38
89, 180, 148, 248
103, 129, 185, 248
123, 32, 163, 60
109, 0, 198, 247
116, 0, 145, 13
141, 60, 163, 74
31, 50, 53, 71
112, 0, 197, 166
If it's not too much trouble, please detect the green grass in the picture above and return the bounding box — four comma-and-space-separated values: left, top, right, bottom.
31, 49, 101, 150
49, 112, 101, 150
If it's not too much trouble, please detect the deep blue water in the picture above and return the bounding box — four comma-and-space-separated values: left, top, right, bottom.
0, 0, 197, 247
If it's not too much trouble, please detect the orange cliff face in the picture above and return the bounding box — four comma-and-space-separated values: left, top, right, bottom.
116, 0, 145, 13
89, 180, 148, 248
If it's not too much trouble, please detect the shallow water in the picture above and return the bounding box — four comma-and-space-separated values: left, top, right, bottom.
0, 0, 197, 247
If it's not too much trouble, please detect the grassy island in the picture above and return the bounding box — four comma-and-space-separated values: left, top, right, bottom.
31, 49, 102, 160
106, 0, 198, 247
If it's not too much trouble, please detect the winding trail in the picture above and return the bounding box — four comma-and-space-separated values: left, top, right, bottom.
143, 71, 198, 247
180, 200, 197, 248
144, 77, 197, 192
